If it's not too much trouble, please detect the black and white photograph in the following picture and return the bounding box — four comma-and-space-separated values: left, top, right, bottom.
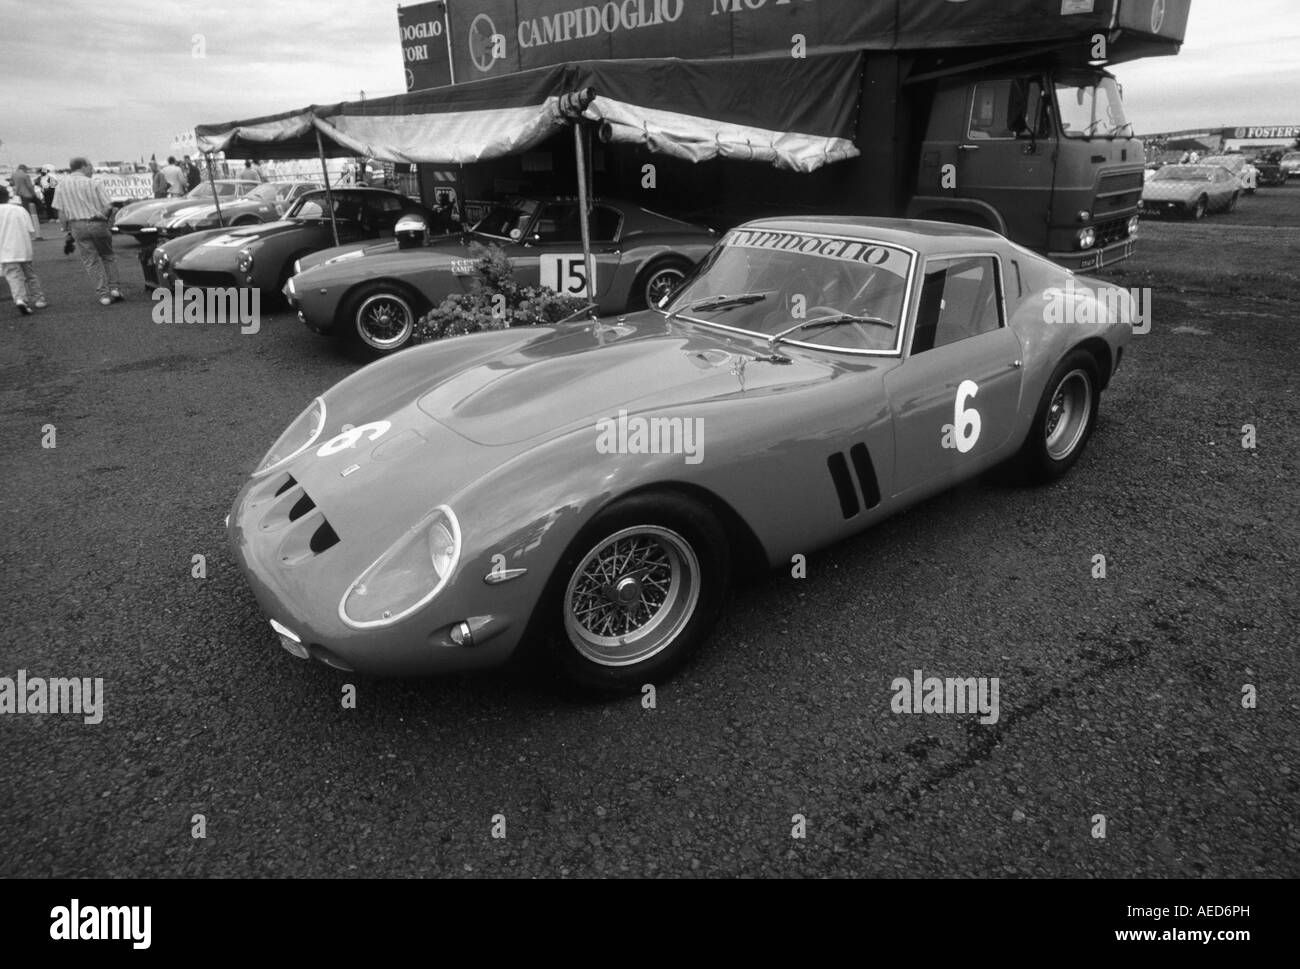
0, 0, 1293, 947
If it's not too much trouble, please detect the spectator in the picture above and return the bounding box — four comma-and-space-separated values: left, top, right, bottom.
160, 156, 185, 197
12, 164, 44, 240
38, 168, 59, 220
150, 160, 168, 198
242, 160, 259, 182
51, 157, 123, 307
182, 155, 202, 192
0, 185, 48, 314
255, 159, 270, 182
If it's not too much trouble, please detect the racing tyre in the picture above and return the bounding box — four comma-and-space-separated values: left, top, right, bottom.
629, 258, 692, 311
542, 493, 729, 692
1189, 196, 1208, 220
343, 282, 427, 355
1019, 351, 1100, 484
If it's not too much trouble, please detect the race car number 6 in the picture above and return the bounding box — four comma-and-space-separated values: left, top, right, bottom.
941, 380, 981, 454
317, 421, 391, 457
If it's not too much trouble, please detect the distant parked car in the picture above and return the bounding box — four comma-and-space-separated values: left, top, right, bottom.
287, 196, 717, 354
158, 180, 322, 237
1140, 165, 1239, 220
111, 180, 260, 242
149, 188, 435, 297
1280, 152, 1300, 179
1200, 154, 1258, 194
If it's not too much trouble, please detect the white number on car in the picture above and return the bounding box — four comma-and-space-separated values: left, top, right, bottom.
317, 421, 392, 457
941, 380, 982, 453
540, 254, 595, 298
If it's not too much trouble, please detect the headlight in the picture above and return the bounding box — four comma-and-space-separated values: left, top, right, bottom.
1128, 216, 1140, 238
339, 506, 461, 628
1077, 228, 1096, 250
252, 396, 326, 477
236, 248, 254, 273
154, 248, 170, 267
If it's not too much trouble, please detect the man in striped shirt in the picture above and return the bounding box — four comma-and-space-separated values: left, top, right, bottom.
51, 157, 123, 306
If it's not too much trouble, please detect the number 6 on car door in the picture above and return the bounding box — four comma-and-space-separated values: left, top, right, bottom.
941, 380, 981, 452
540, 254, 596, 298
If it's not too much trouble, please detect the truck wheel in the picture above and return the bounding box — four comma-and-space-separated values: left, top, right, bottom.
342, 282, 426, 355
542, 492, 729, 693
629, 258, 692, 311
1019, 351, 1100, 484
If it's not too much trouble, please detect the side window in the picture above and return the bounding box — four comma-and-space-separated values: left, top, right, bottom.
532, 203, 581, 243
968, 79, 1043, 140
911, 256, 1003, 355
592, 205, 622, 242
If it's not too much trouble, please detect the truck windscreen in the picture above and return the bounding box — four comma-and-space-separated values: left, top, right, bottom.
1055, 74, 1131, 139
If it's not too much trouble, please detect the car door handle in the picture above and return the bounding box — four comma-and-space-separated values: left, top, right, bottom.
958, 143, 981, 152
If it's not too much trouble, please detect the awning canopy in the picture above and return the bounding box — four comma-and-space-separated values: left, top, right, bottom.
195, 52, 863, 174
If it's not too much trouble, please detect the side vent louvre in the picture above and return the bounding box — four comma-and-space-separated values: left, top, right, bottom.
288, 493, 316, 522
827, 452, 860, 519
829, 443, 882, 519
849, 444, 882, 510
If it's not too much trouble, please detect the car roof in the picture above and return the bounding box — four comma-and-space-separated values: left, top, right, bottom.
736, 215, 1006, 249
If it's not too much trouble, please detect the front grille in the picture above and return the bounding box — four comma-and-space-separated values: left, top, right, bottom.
176, 269, 238, 289
1094, 170, 1144, 218
1095, 217, 1132, 247
259, 473, 339, 563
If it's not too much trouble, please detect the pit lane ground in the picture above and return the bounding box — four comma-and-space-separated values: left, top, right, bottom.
0, 190, 1296, 878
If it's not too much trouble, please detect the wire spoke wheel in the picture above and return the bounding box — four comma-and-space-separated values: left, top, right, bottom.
563, 525, 700, 667
356, 292, 414, 351
1044, 369, 1093, 462
644, 266, 686, 309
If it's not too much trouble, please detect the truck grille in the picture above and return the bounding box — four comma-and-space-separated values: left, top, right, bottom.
1095, 217, 1132, 247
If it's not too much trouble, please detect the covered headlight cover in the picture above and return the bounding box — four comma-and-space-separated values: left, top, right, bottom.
253, 397, 326, 477
394, 215, 428, 250
340, 506, 461, 628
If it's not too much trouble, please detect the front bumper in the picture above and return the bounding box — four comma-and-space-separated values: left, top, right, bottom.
1139, 198, 1191, 218
1050, 237, 1136, 272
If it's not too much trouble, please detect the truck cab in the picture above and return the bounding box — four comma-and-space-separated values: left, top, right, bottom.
909, 64, 1144, 272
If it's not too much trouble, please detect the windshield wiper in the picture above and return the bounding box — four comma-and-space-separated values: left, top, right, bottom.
669, 293, 767, 319
768, 313, 896, 350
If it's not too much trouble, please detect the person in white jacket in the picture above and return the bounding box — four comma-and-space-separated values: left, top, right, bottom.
0, 184, 48, 314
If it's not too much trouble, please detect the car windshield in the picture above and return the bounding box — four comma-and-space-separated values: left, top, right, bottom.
287, 193, 362, 221
660, 229, 914, 354
472, 199, 538, 239
1055, 73, 1131, 139
1153, 167, 1214, 182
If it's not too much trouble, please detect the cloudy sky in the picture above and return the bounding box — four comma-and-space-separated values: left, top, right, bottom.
0, 0, 1296, 167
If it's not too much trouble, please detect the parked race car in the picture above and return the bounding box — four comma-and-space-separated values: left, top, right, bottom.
285, 196, 718, 354
149, 188, 435, 296
111, 180, 260, 242
1280, 151, 1300, 179
1200, 154, 1258, 194
158, 180, 322, 237
229, 217, 1133, 691
1139, 165, 1239, 219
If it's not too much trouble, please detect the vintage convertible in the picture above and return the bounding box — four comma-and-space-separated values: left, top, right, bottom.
149, 188, 435, 297
285, 196, 718, 354
229, 217, 1133, 691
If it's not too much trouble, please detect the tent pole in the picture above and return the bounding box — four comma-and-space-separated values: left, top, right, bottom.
205, 152, 225, 227
316, 127, 340, 247
573, 122, 595, 311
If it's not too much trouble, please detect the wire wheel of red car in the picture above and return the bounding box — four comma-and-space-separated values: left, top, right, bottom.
1191, 196, 1207, 220
632, 260, 691, 311
1020, 351, 1099, 483
347, 284, 421, 353
549, 494, 729, 690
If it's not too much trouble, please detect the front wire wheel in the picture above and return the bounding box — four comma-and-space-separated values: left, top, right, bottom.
564, 526, 700, 667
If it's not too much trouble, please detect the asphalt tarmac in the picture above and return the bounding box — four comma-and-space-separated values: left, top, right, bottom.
1, 198, 1295, 877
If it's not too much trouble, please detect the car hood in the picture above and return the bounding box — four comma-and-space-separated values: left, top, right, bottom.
115, 199, 173, 224
418, 314, 834, 446
1142, 180, 1205, 202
